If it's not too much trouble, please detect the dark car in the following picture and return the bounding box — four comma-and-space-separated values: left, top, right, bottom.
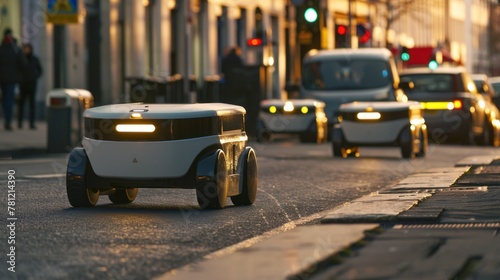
300, 48, 410, 129
490, 76, 500, 100
471, 74, 500, 146
472, 74, 500, 107
401, 67, 494, 145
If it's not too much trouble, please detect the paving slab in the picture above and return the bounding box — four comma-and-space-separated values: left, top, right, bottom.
455, 155, 499, 166
321, 193, 431, 223
397, 176, 460, 184
311, 228, 500, 280
397, 207, 443, 221
419, 166, 470, 173
391, 183, 452, 190
395, 229, 500, 280
311, 238, 445, 280
158, 224, 378, 280
454, 166, 500, 187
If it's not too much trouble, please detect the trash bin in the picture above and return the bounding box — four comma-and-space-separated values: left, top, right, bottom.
166, 74, 183, 103
285, 81, 300, 99
201, 75, 221, 102
46, 89, 93, 153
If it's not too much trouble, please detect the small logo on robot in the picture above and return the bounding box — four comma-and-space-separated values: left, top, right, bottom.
132, 158, 138, 163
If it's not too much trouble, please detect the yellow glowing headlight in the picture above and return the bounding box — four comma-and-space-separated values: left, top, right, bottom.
283, 101, 294, 112
301, 106, 309, 114
269, 106, 277, 113
116, 124, 156, 133
357, 112, 381, 120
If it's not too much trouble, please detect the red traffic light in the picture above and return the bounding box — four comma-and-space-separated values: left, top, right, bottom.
356, 24, 371, 44
359, 29, 371, 43
247, 38, 263, 47
337, 25, 347, 35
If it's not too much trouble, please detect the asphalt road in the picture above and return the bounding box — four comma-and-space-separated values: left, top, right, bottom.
1, 140, 498, 279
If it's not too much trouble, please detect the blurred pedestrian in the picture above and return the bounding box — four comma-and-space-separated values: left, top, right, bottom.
0, 28, 26, 131
18, 43, 42, 129
221, 46, 243, 78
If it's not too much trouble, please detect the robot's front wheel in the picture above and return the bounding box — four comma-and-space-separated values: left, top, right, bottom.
416, 126, 428, 158
109, 188, 138, 204
196, 150, 228, 209
66, 148, 100, 207
231, 148, 258, 206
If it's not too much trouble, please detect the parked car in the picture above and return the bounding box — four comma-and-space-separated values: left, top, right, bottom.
490, 76, 500, 106
471, 74, 500, 146
471, 74, 500, 108
400, 67, 496, 145
300, 48, 411, 131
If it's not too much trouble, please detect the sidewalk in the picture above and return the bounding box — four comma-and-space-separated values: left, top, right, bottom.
0, 120, 48, 159
160, 155, 500, 280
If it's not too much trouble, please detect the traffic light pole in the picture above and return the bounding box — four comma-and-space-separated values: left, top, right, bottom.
348, 0, 357, 48
348, 0, 352, 47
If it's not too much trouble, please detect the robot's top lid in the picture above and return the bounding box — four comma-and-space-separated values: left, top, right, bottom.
84, 103, 246, 119
260, 99, 325, 108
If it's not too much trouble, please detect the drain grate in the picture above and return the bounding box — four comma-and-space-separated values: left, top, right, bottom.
445, 186, 488, 192
393, 223, 500, 229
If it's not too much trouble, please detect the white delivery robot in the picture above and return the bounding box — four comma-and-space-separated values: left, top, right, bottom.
257, 99, 328, 143
332, 101, 427, 158
66, 103, 257, 209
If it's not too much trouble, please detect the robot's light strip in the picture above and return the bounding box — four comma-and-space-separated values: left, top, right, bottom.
357, 112, 381, 120
115, 124, 156, 133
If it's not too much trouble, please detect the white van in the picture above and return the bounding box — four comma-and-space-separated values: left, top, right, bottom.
300, 48, 410, 127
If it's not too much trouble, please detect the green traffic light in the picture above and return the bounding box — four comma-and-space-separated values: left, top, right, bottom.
304, 7, 318, 23
401, 53, 410, 62
428, 60, 439, 70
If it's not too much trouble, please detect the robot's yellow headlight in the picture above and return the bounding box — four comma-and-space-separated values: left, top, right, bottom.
116, 124, 156, 133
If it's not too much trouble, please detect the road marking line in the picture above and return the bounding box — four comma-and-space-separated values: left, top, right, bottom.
23, 173, 66, 179
0, 157, 67, 165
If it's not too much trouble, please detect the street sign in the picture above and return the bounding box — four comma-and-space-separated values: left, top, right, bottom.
46, 0, 79, 24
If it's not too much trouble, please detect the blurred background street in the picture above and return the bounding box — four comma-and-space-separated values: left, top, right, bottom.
2, 0, 500, 279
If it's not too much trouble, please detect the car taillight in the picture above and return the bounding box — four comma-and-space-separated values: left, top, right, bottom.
452, 99, 462, 110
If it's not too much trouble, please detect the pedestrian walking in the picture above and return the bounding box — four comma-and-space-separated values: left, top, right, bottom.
220, 46, 244, 99
221, 46, 243, 78
0, 28, 26, 131
18, 43, 42, 129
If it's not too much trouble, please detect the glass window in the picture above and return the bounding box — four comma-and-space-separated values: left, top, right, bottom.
473, 80, 487, 94
492, 82, 500, 94
301, 59, 391, 90
401, 74, 454, 93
